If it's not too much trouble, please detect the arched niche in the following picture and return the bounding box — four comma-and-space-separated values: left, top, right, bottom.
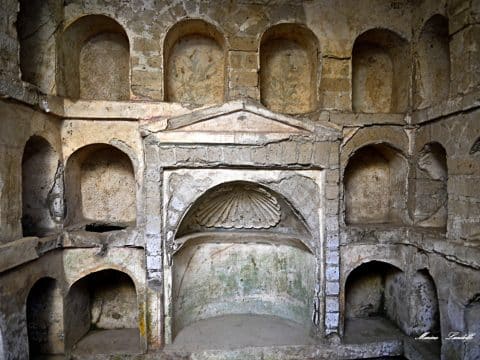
17, 0, 61, 92
344, 261, 406, 340
414, 15, 450, 109
260, 23, 319, 114
22, 136, 62, 237
352, 29, 409, 113
64, 269, 140, 355
170, 181, 316, 349
65, 144, 136, 231
415, 142, 448, 229
164, 19, 226, 105
409, 270, 441, 340
344, 143, 408, 225
60, 15, 130, 100
27, 277, 64, 357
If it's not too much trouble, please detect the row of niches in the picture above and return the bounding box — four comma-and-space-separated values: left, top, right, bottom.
344, 142, 448, 229
22, 138, 136, 237
22, 260, 480, 356
21, 135, 480, 239
18, 11, 452, 114
26, 270, 142, 357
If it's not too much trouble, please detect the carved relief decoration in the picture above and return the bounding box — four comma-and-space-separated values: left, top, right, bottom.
193, 184, 281, 229
167, 35, 224, 105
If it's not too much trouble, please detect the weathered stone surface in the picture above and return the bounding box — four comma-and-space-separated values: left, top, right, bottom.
0, 1, 479, 359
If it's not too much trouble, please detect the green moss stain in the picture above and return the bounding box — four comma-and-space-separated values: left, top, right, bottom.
174, 242, 315, 326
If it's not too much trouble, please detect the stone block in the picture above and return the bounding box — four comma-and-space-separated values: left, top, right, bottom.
326, 296, 340, 313
326, 250, 339, 265
297, 142, 313, 165
326, 233, 340, 248
132, 38, 160, 53
230, 70, 258, 87
322, 57, 350, 76
282, 141, 298, 165
326, 281, 340, 295
326, 169, 340, 184
325, 185, 338, 200
145, 215, 161, 235
326, 216, 339, 232
326, 265, 339, 281
146, 254, 162, 271
325, 199, 339, 215
229, 36, 257, 51
158, 146, 176, 166
321, 78, 350, 92
325, 312, 339, 328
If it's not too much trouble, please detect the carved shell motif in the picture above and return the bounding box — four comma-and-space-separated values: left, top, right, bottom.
194, 184, 281, 229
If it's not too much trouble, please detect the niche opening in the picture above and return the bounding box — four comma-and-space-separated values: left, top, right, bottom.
17, 0, 61, 92
169, 181, 316, 350
164, 19, 225, 105
414, 15, 450, 109
60, 15, 130, 100
344, 143, 408, 225
27, 278, 64, 358
260, 24, 319, 114
344, 261, 405, 343
65, 270, 140, 355
65, 144, 136, 230
22, 136, 61, 237
352, 29, 409, 113
410, 270, 441, 338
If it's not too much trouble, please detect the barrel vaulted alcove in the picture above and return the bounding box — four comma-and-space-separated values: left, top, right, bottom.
164, 19, 226, 105
169, 181, 316, 350
64, 269, 141, 355
64, 144, 136, 232
260, 23, 319, 114
344, 143, 408, 225
414, 15, 450, 109
352, 29, 409, 113
60, 15, 130, 100
22, 136, 62, 237
26, 277, 64, 358
344, 261, 407, 343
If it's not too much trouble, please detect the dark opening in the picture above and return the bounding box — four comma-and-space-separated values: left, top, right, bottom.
85, 223, 126, 233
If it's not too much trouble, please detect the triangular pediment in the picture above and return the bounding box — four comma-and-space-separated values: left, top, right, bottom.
170, 109, 308, 133
142, 100, 341, 144
166, 100, 316, 133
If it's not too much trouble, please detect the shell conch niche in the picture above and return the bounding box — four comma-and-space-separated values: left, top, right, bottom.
194, 184, 281, 229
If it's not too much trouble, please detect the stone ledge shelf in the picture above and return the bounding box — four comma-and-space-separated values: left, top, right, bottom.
33, 89, 480, 126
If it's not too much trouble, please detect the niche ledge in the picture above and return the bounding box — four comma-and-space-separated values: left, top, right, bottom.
63, 225, 142, 249
411, 88, 480, 125
341, 224, 446, 246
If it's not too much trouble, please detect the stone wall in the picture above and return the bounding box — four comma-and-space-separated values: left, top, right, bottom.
0, 0, 479, 359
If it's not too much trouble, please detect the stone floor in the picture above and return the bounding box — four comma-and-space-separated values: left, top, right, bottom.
344, 317, 440, 359
344, 317, 405, 343
33, 316, 442, 359
73, 328, 142, 355
169, 314, 317, 351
